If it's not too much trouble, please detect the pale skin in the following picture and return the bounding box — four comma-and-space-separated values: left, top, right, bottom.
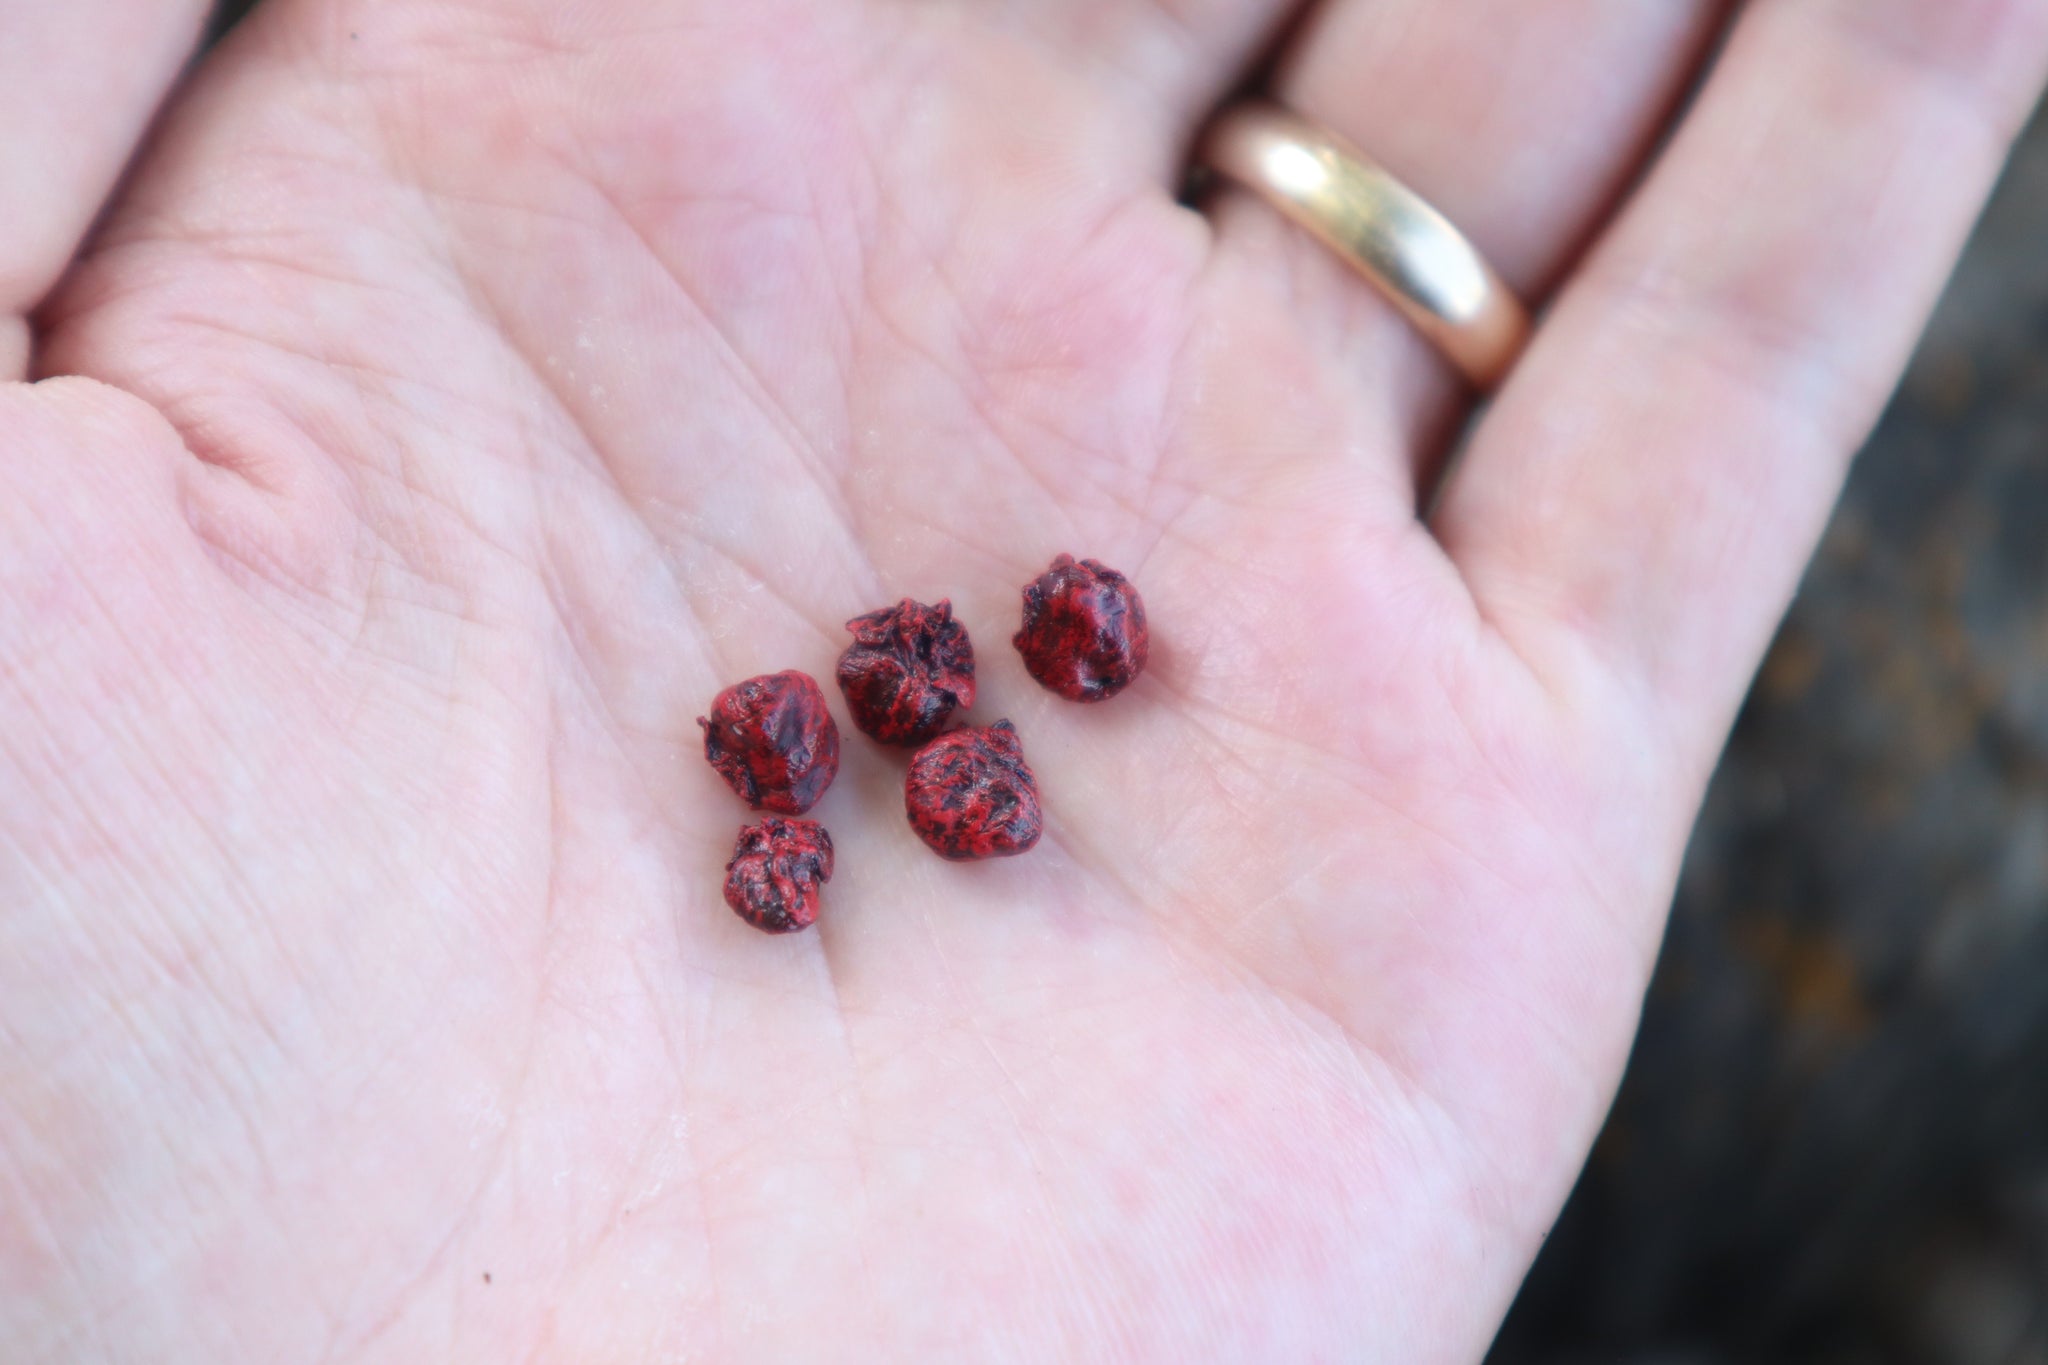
1, 0, 2043, 1359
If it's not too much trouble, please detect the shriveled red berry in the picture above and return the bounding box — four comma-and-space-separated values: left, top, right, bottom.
836, 598, 977, 747
904, 720, 1043, 861
1013, 554, 1149, 702
698, 671, 840, 814
723, 817, 834, 933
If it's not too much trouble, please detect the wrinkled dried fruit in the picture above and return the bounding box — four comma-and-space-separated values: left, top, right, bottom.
836, 597, 977, 747
1013, 554, 1149, 702
723, 817, 835, 933
698, 671, 840, 814
904, 720, 1043, 861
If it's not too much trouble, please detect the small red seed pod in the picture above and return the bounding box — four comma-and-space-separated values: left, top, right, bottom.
698, 671, 840, 815
836, 598, 977, 747
1013, 554, 1149, 702
904, 720, 1043, 861
723, 817, 835, 934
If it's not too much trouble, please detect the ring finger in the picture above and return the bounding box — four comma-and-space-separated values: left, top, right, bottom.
1205, 0, 1734, 480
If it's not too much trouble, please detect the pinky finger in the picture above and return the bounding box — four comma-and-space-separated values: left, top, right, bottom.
1436, 0, 2048, 768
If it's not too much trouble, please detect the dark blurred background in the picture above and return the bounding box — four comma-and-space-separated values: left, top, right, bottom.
202, 3, 2048, 1359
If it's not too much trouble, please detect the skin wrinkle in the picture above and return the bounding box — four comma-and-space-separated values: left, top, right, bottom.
972, 360, 1168, 538
891, 504, 1025, 580
909, 904, 1104, 1355
1454, 375, 1830, 722
567, 162, 873, 571
418, 170, 876, 674
527, 529, 692, 806
1200, 939, 1473, 1223
400, 200, 761, 700
682, 1041, 881, 1186
0, 1127, 99, 1359
1569, 244, 1877, 458
0, 545, 322, 1103
179, 484, 361, 630
848, 255, 1093, 550
1140, 668, 1446, 840
805, 927, 885, 1338
809, 128, 893, 570
836, 56, 1179, 558
833, 15, 951, 560
142, 312, 548, 600
47, 1116, 281, 1359
181, 428, 380, 633
55, 125, 417, 328
5, 594, 330, 1117
1127, 726, 1583, 1110
948, 194, 1201, 535
608, 485, 850, 651
329, 1206, 486, 1364
854, 66, 1138, 432
1126, 278, 1219, 572
1141, 484, 1432, 621
316, 871, 556, 1361
1422, 634, 1656, 966
49, 556, 552, 1365
28, 1219, 195, 1362
620, 950, 726, 1365
913, 240, 1108, 542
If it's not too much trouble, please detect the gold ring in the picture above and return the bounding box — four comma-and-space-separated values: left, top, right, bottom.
1201, 101, 1531, 391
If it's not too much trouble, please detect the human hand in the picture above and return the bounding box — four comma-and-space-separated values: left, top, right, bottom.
6, 0, 2044, 1358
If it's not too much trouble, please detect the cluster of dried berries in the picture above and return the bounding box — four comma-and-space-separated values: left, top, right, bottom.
700, 555, 1148, 934
699, 671, 841, 933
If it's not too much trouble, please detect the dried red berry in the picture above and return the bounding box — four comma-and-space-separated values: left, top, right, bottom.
723, 817, 834, 933
1013, 554, 1149, 702
698, 671, 840, 815
904, 721, 1043, 861
836, 598, 977, 747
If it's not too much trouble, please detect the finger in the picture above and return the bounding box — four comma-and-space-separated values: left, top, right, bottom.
992, 0, 1298, 163
1279, 0, 1734, 294
1, 0, 214, 376
1438, 0, 2048, 767
1, 321, 25, 384
1206, 0, 1731, 465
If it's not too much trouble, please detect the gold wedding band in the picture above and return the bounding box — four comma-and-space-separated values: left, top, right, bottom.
1202, 102, 1530, 391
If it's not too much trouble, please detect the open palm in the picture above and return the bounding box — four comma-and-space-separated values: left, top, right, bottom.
4, 0, 2043, 1359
